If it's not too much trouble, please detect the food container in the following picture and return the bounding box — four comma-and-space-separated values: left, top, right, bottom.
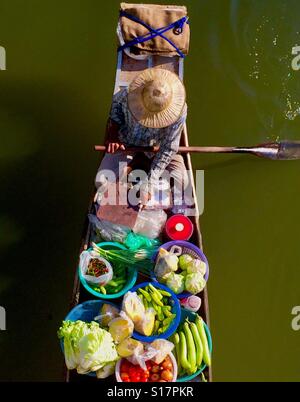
176, 308, 212, 382
115, 352, 178, 382
165, 215, 194, 241
152, 240, 210, 299
130, 282, 181, 342
78, 242, 138, 299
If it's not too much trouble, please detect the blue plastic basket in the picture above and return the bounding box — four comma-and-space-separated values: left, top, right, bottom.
176, 309, 212, 382
60, 300, 119, 378
78, 242, 138, 299
130, 281, 181, 342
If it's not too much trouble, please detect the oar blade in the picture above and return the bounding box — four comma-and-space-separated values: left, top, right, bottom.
278, 141, 300, 160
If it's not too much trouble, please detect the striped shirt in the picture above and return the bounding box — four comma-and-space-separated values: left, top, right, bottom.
110, 87, 187, 182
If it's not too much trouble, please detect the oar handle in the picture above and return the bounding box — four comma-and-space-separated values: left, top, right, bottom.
94, 145, 235, 153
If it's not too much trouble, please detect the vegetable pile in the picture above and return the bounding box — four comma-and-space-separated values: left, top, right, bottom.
93, 262, 128, 295
135, 284, 175, 336
170, 315, 211, 377
120, 355, 174, 382
154, 247, 207, 295
57, 320, 119, 378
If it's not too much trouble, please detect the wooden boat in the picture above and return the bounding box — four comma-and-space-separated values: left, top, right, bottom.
65, 3, 212, 383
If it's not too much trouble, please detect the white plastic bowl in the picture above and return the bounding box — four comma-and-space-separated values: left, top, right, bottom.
115, 352, 178, 382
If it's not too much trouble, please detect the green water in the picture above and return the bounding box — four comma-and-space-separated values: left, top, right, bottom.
0, 0, 300, 381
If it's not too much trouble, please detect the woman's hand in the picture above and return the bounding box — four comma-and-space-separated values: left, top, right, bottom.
106, 142, 125, 154
105, 118, 125, 154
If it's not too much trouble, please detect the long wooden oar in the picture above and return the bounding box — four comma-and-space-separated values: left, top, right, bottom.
95, 140, 300, 160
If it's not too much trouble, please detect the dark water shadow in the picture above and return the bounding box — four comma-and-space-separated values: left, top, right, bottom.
0, 79, 103, 380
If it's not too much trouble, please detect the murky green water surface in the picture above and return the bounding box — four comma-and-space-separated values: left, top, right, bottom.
0, 0, 299, 381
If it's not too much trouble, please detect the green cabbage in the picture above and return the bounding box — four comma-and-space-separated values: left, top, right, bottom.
186, 259, 207, 276
185, 273, 206, 294
178, 254, 194, 270
166, 272, 185, 294
58, 320, 118, 376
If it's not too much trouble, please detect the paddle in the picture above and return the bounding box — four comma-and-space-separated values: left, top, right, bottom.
95, 140, 300, 160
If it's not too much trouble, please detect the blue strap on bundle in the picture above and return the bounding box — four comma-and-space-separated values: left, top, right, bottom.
118, 10, 189, 58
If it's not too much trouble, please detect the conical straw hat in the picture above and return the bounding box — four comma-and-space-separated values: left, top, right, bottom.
128, 68, 186, 128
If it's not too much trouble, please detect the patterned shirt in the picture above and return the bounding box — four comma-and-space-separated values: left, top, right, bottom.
109, 87, 187, 182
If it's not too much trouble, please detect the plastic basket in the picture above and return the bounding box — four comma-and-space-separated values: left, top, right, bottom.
152, 240, 209, 299
130, 281, 181, 342
78, 242, 138, 299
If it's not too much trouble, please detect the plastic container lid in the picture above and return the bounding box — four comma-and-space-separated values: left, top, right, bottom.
165, 215, 194, 241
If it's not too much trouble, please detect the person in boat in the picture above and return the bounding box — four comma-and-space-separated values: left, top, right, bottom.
95, 68, 190, 207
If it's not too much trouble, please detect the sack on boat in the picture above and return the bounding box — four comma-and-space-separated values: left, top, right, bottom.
119, 3, 190, 56
79, 250, 113, 286
88, 214, 129, 244
133, 209, 167, 239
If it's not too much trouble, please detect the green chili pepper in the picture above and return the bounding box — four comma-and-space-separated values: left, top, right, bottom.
158, 289, 172, 297
139, 288, 152, 302
150, 292, 164, 307
148, 284, 163, 300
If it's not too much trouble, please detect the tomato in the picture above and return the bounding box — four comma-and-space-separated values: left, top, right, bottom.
151, 365, 160, 373
146, 361, 152, 370
121, 373, 130, 381
150, 373, 160, 382
131, 374, 141, 382
161, 370, 173, 382
161, 361, 173, 371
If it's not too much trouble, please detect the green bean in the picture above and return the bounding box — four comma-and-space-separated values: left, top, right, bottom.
100, 286, 106, 294
179, 331, 191, 371
183, 322, 197, 374
190, 322, 203, 368
195, 316, 211, 367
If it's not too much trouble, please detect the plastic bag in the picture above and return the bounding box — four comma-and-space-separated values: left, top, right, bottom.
88, 214, 129, 243
147, 339, 174, 364
154, 245, 182, 280
134, 308, 155, 336
122, 291, 145, 324
79, 250, 113, 286
124, 232, 161, 251
133, 209, 167, 239
94, 304, 120, 327
127, 339, 174, 370
108, 311, 134, 344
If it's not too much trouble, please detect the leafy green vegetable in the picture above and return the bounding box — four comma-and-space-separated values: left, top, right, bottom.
58, 320, 118, 376
185, 273, 206, 294
178, 254, 194, 270
166, 272, 185, 294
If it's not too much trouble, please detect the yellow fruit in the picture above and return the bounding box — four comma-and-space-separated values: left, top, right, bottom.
116, 338, 143, 358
